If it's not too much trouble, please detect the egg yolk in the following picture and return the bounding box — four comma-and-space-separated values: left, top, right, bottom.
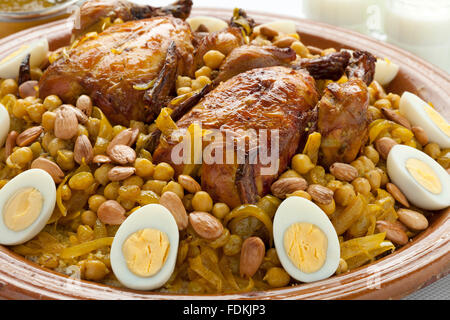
122, 228, 170, 277
406, 158, 442, 194
3, 187, 43, 231
284, 222, 328, 274
425, 106, 450, 137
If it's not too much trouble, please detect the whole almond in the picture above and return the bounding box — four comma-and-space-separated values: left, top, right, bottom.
16, 126, 43, 147
76, 95, 93, 117
54, 105, 78, 140
397, 209, 428, 231
273, 36, 296, 48
107, 144, 136, 165
5, 130, 18, 157
307, 184, 334, 205
159, 191, 188, 230
107, 128, 139, 153
65, 104, 88, 124
31, 157, 64, 183
178, 174, 201, 194
381, 108, 411, 130
189, 211, 223, 240
260, 26, 279, 38
386, 182, 409, 208
375, 137, 397, 160
93, 154, 112, 164
376, 220, 408, 245
411, 126, 428, 146
329, 162, 358, 182
18, 80, 39, 99
240, 237, 265, 278
74, 134, 93, 165
97, 200, 126, 225
107, 166, 135, 181
271, 177, 308, 199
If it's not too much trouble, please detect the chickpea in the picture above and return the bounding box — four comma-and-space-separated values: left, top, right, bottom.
364, 145, 379, 165
77, 225, 95, 242
29, 142, 42, 158
177, 87, 192, 96
82, 260, 109, 281
291, 41, 309, 58
335, 258, 348, 275
334, 183, 356, 206
278, 169, 301, 179
176, 76, 192, 89
6, 147, 33, 168
376, 167, 389, 187
291, 154, 315, 174
47, 138, 68, 157
223, 234, 243, 256
123, 175, 144, 188
326, 179, 344, 192
104, 182, 120, 200
374, 98, 392, 109
94, 164, 113, 185
191, 191, 213, 212
286, 190, 312, 200
318, 198, 336, 215
41, 111, 56, 131
118, 185, 141, 201
137, 190, 159, 206
120, 199, 135, 211
1, 79, 18, 96
386, 93, 401, 109
81, 210, 97, 227
61, 184, 72, 201
195, 66, 212, 79
43, 95, 62, 110
212, 202, 230, 219
352, 177, 371, 195
265, 248, 281, 266
161, 181, 184, 199
56, 149, 75, 171
307, 165, 327, 185
143, 179, 167, 195
69, 172, 95, 190
424, 143, 441, 159
365, 169, 381, 191
12, 99, 29, 118
38, 253, 59, 269
351, 156, 375, 176
153, 162, 174, 181
191, 75, 211, 91
368, 105, 383, 120
263, 267, 291, 287
203, 50, 225, 69
134, 158, 154, 178
25, 103, 45, 123
88, 194, 107, 212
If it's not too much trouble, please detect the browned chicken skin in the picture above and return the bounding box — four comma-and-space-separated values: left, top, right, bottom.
153, 66, 319, 208
39, 16, 194, 125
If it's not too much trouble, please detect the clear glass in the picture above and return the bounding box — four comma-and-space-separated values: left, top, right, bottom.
382, 0, 450, 73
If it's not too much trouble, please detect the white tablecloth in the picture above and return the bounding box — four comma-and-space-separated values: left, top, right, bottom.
139, 0, 449, 300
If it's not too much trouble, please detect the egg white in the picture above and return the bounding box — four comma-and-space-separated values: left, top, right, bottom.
0, 169, 56, 246
0, 103, 10, 148
273, 196, 340, 283
387, 144, 450, 210
0, 38, 49, 80
110, 204, 179, 291
186, 16, 228, 33
399, 92, 450, 148
254, 20, 297, 35
374, 58, 399, 86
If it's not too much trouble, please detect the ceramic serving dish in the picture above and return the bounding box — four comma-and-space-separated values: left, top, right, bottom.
0, 8, 448, 300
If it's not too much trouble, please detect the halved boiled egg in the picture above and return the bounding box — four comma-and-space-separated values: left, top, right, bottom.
399, 92, 450, 148
110, 204, 179, 290
0, 169, 56, 245
254, 19, 297, 35
387, 144, 450, 210
273, 196, 340, 283
0, 38, 49, 80
374, 58, 399, 86
186, 16, 228, 33
0, 103, 10, 147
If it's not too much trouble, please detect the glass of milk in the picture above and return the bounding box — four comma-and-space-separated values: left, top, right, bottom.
302, 0, 379, 34
382, 0, 450, 73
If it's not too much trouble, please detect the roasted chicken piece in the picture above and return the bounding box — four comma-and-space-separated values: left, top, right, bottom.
39, 16, 194, 125
153, 66, 319, 208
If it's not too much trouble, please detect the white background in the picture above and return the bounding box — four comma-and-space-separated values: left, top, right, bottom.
132, 0, 448, 300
